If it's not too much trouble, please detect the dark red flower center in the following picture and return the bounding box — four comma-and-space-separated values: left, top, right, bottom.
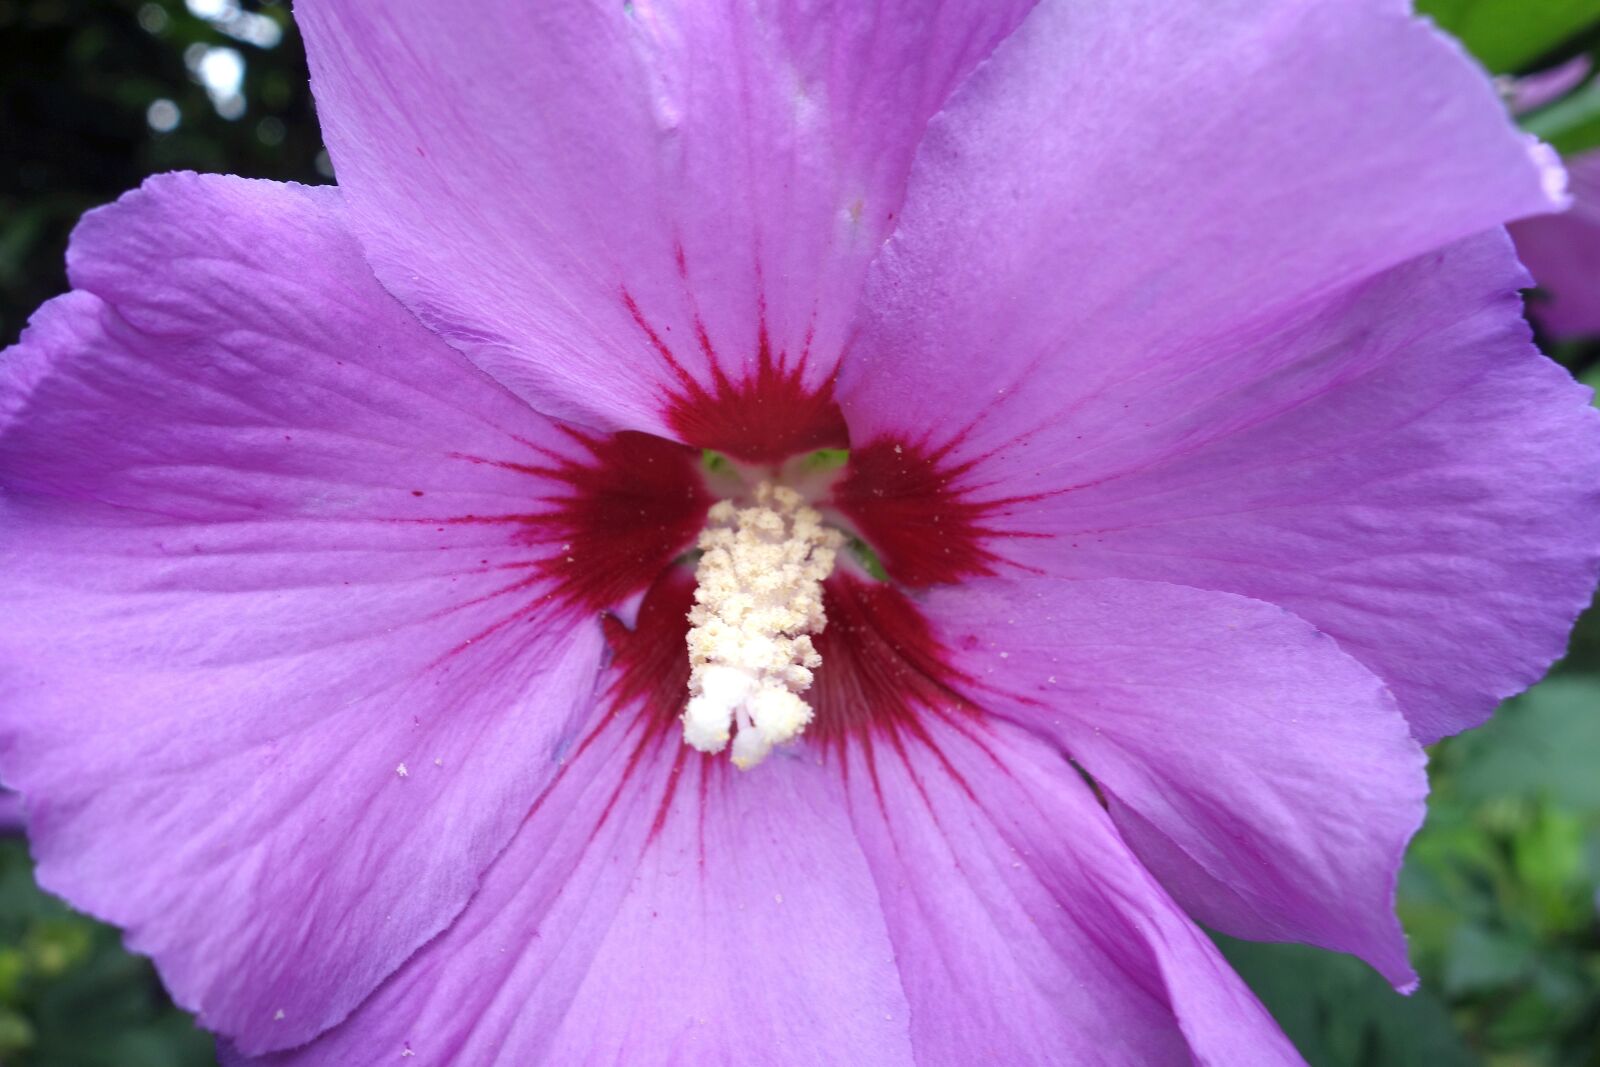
433, 352, 1018, 774
542, 422, 1004, 770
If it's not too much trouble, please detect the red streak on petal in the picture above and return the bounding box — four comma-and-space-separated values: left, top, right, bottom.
600, 567, 989, 827
602, 568, 695, 736
521, 430, 710, 613
601, 568, 721, 845
833, 438, 1046, 587
667, 342, 849, 463
810, 574, 982, 765
442, 429, 710, 619
622, 289, 848, 463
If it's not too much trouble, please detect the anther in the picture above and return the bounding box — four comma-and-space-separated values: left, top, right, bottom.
683, 483, 844, 768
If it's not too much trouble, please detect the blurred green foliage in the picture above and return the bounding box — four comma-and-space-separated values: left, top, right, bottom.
1219, 649, 1600, 1067
0, 0, 324, 347
0, 2, 1598, 1066
1406, 677, 1600, 1064
0, 842, 214, 1066
1418, 0, 1600, 74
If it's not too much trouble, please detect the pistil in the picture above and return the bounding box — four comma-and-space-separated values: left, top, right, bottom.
682, 483, 844, 768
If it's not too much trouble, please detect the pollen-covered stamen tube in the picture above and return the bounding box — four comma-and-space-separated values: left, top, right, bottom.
683, 482, 845, 769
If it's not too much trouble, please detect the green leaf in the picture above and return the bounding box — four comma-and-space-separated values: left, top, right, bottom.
0, 1011, 33, 1060
1442, 925, 1533, 995
1416, 0, 1599, 72
1215, 936, 1479, 1066
1449, 678, 1600, 811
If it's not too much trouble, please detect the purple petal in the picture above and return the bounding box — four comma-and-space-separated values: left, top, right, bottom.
842, 93, 1599, 745
839, 716, 1303, 1064
1512, 151, 1600, 339
294, 0, 1036, 450
836, 0, 1592, 742
239, 572, 1299, 1066
917, 576, 1427, 989
0, 174, 658, 1052
235, 573, 917, 1067
844, 0, 1562, 426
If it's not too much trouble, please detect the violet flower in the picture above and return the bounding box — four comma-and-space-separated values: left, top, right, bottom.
2, 2, 1599, 1064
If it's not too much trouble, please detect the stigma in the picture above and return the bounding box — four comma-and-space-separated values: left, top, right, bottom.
683, 483, 844, 769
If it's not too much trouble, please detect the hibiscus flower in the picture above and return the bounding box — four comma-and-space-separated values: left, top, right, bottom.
3, 2, 1598, 1064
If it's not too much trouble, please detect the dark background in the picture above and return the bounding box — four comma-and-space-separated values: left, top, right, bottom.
1, 1, 1598, 1064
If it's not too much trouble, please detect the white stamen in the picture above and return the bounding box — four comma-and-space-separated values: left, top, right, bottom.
684, 483, 844, 769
